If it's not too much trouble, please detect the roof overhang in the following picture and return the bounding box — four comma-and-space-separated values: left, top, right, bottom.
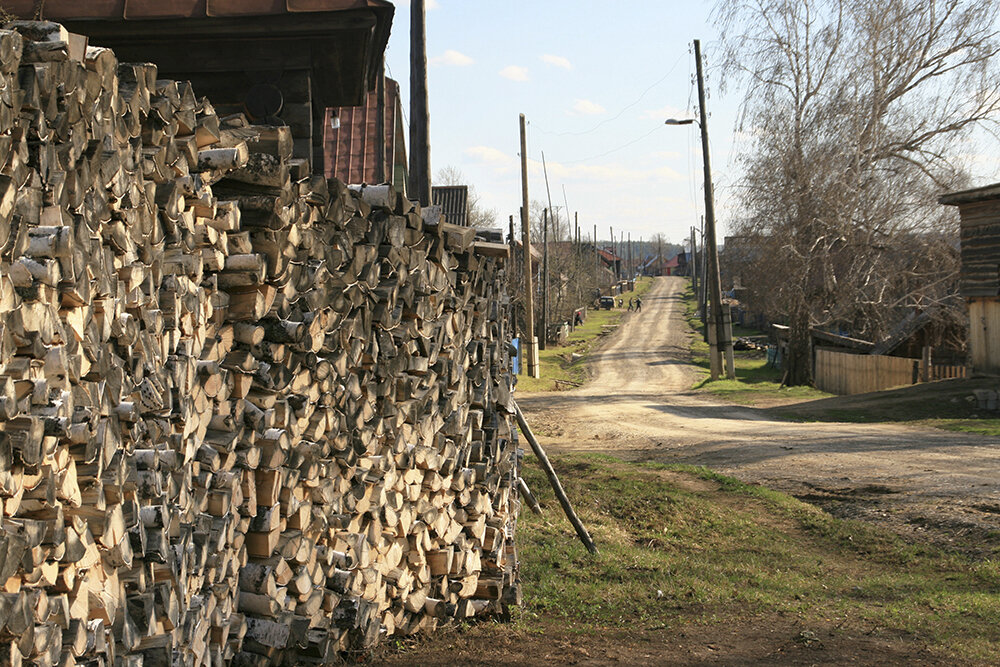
6, 0, 394, 107
939, 182, 1000, 206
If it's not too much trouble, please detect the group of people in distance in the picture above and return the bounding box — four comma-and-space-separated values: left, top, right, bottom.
612, 296, 643, 311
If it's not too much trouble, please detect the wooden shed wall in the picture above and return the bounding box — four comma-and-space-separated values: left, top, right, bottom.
968, 299, 1000, 375
957, 200, 1000, 297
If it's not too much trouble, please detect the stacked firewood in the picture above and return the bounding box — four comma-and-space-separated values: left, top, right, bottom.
0, 21, 520, 667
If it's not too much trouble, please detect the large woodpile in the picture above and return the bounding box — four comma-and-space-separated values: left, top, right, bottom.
0, 22, 520, 666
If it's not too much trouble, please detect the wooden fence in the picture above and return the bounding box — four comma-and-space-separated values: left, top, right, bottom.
815, 348, 970, 395
928, 364, 968, 381
815, 348, 918, 395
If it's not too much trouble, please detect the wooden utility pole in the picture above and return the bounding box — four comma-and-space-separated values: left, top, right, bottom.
627, 232, 631, 279
694, 38, 734, 380
594, 223, 598, 280
609, 227, 616, 281
541, 152, 558, 244
658, 236, 663, 276
689, 226, 699, 310
509, 214, 518, 358
541, 208, 549, 351
408, 0, 431, 205
374, 66, 386, 184
519, 114, 538, 377
562, 184, 571, 243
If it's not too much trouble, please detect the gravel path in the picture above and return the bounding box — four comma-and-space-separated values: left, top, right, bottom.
517, 276, 1000, 551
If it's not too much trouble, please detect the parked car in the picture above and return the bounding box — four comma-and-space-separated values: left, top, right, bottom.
599, 296, 615, 310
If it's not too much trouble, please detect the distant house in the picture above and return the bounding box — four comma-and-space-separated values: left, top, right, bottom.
596, 247, 622, 276
641, 251, 687, 276
940, 183, 1000, 375
325, 77, 408, 193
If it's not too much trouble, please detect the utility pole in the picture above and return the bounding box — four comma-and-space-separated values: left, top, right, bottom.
519, 114, 538, 377
562, 185, 571, 243
593, 223, 598, 282
541, 152, 558, 244
408, 0, 431, 205
658, 236, 663, 277
375, 64, 386, 184
509, 214, 518, 351
609, 227, 616, 281
541, 208, 549, 351
689, 225, 699, 312
627, 232, 631, 279
694, 39, 734, 379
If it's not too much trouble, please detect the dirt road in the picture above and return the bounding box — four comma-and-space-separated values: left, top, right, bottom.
518, 276, 1000, 550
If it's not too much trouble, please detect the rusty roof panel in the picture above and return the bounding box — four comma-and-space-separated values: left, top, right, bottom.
6, 0, 392, 20
325, 77, 403, 188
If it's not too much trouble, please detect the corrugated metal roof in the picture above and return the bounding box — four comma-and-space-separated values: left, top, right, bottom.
7, 0, 393, 20
432, 185, 469, 226
324, 77, 406, 190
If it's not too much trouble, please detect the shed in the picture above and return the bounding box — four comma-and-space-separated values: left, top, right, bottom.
940, 183, 1000, 375
11, 0, 394, 173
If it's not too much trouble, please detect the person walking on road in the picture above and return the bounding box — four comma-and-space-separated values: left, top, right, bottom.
635, 296, 642, 312
627, 298, 634, 311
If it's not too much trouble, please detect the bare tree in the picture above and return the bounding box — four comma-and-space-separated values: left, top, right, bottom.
716, 0, 998, 384
435, 166, 499, 228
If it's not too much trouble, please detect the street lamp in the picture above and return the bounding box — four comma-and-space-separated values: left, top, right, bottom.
663, 39, 735, 381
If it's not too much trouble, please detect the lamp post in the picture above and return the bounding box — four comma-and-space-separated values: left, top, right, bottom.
665, 39, 735, 380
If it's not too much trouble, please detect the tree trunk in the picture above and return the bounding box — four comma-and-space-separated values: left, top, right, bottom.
786, 301, 813, 386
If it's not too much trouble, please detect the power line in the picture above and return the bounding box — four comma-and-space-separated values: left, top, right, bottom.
552, 124, 666, 165
531, 51, 688, 138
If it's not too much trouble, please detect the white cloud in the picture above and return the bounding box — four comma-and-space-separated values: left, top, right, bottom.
499, 65, 529, 82
571, 99, 606, 116
540, 54, 572, 70
427, 0, 440, 8
641, 104, 690, 121
430, 49, 474, 67
464, 145, 684, 184
465, 146, 519, 174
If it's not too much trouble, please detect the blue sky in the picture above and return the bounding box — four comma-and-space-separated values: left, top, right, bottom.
383, 1, 739, 245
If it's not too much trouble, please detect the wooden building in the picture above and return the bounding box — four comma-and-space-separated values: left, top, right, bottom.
940, 183, 1000, 375
10, 0, 394, 174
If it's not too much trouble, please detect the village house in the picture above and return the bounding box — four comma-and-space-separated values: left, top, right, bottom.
940, 183, 1000, 375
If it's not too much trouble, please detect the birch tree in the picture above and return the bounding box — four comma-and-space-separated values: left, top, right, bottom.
717, 0, 1000, 384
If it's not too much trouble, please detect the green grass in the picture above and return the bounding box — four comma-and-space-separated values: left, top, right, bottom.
932, 419, 1000, 436
770, 377, 1000, 437
518, 277, 654, 392
681, 282, 829, 405
516, 454, 1000, 662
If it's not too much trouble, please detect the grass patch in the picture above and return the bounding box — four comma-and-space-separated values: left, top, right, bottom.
516, 453, 1000, 662
681, 282, 829, 405
772, 377, 1000, 436
518, 278, 653, 392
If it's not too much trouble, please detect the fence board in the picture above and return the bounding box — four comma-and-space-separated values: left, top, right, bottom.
815, 348, 917, 395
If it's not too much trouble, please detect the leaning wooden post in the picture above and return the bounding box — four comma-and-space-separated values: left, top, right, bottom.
513, 401, 598, 554
517, 478, 542, 514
